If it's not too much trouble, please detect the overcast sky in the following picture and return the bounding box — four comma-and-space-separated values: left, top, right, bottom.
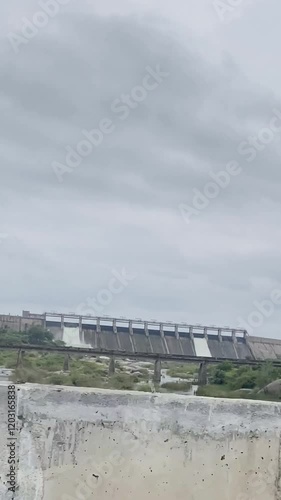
1, 0, 281, 338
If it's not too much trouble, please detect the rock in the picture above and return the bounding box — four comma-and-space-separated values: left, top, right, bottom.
262, 379, 281, 395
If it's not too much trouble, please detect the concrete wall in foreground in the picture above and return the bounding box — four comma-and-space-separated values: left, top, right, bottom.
1, 384, 281, 499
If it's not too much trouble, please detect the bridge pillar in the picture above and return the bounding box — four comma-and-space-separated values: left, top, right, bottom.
79, 316, 82, 335
63, 354, 70, 372
154, 359, 162, 384
109, 357, 115, 375
160, 323, 164, 338
232, 330, 237, 343
61, 314, 64, 330
198, 361, 208, 386
175, 325, 179, 339
16, 349, 24, 368
129, 320, 133, 335
218, 329, 222, 342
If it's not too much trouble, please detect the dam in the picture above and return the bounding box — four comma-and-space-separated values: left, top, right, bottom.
0, 383, 281, 499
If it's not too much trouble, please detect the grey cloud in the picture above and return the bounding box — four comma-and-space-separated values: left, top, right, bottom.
1, 1, 281, 337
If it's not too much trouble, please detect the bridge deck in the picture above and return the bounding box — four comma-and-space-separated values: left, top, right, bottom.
2, 344, 281, 367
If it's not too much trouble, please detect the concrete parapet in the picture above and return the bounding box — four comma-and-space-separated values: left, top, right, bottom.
1, 385, 281, 499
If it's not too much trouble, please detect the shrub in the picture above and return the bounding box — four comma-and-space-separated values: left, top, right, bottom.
0, 331, 28, 346
48, 373, 68, 385
70, 371, 101, 387
79, 362, 107, 376
219, 361, 233, 372
229, 370, 257, 390
255, 362, 281, 389
167, 363, 197, 379
12, 367, 47, 384
213, 369, 226, 385
108, 373, 135, 390
34, 354, 65, 372
161, 381, 191, 392
138, 384, 152, 392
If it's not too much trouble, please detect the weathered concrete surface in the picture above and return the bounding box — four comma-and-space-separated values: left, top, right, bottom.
1, 383, 281, 499
248, 336, 281, 360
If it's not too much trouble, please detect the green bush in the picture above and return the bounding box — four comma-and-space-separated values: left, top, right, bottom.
235, 372, 256, 389
48, 373, 70, 385
70, 371, 102, 388
34, 354, 65, 372
219, 361, 233, 372
138, 384, 152, 392
255, 362, 281, 389
167, 363, 197, 379
12, 367, 48, 384
27, 326, 54, 345
0, 326, 65, 348
79, 361, 107, 376
108, 373, 135, 390
213, 369, 226, 385
161, 381, 191, 392
0, 331, 28, 346
227, 367, 257, 390
0, 351, 17, 369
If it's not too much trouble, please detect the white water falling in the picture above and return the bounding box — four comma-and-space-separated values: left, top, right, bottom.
193, 337, 212, 357
62, 326, 91, 348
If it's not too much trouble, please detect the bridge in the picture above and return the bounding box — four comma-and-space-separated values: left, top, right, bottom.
2, 343, 281, 367
2, 342, 281, 387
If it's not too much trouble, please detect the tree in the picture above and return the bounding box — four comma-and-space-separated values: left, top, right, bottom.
27, 326, 54, 345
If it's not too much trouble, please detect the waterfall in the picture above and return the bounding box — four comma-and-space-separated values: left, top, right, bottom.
62, 326, 91, 348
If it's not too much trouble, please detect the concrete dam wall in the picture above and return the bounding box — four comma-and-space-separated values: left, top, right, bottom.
1, 383, 281, 499
52, 323, 253, 360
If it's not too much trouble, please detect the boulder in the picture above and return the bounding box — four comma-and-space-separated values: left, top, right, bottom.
262, 379, 281, 396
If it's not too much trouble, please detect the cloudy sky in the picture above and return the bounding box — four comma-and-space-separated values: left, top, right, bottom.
1, 0, 281, 338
